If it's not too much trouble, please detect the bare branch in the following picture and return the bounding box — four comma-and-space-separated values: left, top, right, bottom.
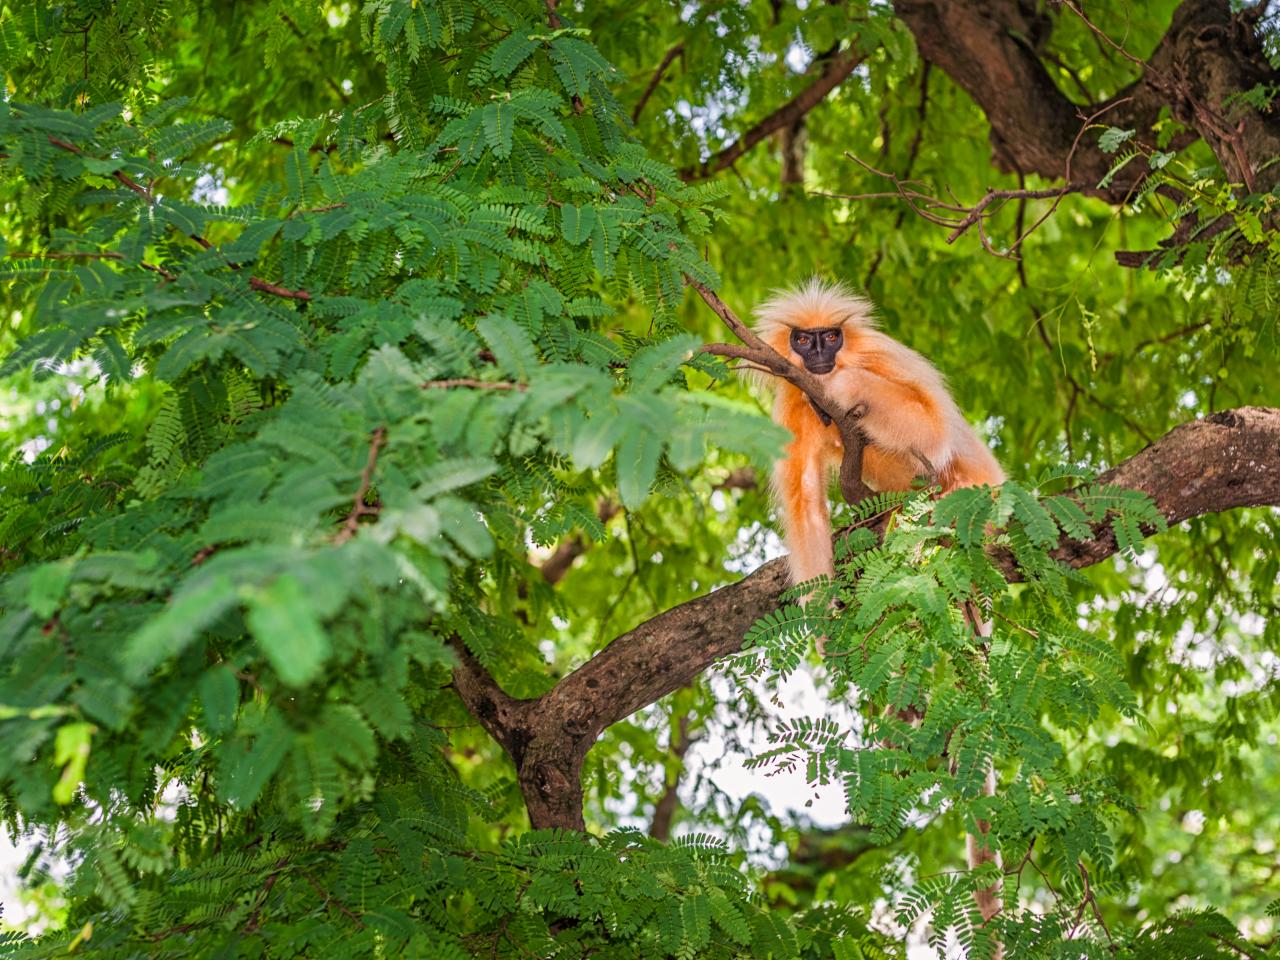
831, 97, 1129, 258
544, 0, 585, 114
422, 378, 527, 392
333, 427, 386, 545
47, 135, 153, 202
8, 250, 177, 282
633, 44, 684, 123
681, 47, 867, 181
248, 276, 313, 301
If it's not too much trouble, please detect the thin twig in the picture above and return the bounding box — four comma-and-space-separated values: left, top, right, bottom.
865, 63, 932, 283
545, 0, 585, 114
242, 858, 290, 934
301, 872, 365, 927
248, 276, 312, 301
682, 48, 867, 180
45, 132, 325, 302
632, 44, 683, 123
422, 378, 527, 392
8, 250, 177, 282
835, 97, 1130, 259
334, 427, 387, 545
47, 135, 152, 202
1007, 98, 1134, 255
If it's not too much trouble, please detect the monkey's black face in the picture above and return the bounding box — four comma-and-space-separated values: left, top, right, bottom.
790, 326, 844, 374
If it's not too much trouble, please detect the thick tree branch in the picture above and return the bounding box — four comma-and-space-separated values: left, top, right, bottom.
451, 407, 1280, 829
681, 47, 867, 181
892, 0, 1280, 200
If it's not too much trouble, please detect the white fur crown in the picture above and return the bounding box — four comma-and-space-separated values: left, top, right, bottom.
752, 278, 878, 339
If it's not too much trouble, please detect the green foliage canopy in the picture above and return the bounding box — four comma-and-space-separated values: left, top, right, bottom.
0, 0, 1278, 957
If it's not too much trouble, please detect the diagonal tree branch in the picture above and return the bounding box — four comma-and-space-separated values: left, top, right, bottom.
451, 406, 1280, 830
680, 47, 868, 181
632, 44, 684, 123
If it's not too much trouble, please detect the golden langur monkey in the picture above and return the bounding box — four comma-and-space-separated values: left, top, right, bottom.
756, 279, 1006, 928
754, 279, 1005, 585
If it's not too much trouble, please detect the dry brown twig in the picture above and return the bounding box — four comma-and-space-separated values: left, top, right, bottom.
334, 427, 387, 545
633, 44, 684, 123
823, 98, 1132, 258
422, 378, 527, 392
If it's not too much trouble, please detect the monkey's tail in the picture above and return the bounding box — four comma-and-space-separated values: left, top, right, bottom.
774, 458, 834, 586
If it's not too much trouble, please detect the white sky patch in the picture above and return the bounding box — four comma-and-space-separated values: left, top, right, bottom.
784, 41, 812, 73
192, 171, 229, 206
693, 667, 858, 830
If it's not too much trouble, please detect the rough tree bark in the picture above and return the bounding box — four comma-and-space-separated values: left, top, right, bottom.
450, 406, 1280, 830
892, 0, 1280, 199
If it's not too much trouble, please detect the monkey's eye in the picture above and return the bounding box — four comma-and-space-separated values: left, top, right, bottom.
795, 335, 811, 346
823, 332, 839, 343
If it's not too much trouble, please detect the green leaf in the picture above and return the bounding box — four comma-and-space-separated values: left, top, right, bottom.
122, 575, 239, 680
476, 314, 538, 380
52, 722, 94, 805
199, 666, 240, 736
245, 574, 332, 688
27, 561, 71, 618
481, 102, 514, 158
999, 482, 1057, 546
932, 486, 995, 547
489, 32, 538, 76
218, 713, 293, 807
616, 426, 663, 509
1098, 126, 1135, 153
628, 334, 697, 392
560, 203, 596, 245
569, 409, 626, 469
1045, 494, 1094, 540
417, 457, 500, 500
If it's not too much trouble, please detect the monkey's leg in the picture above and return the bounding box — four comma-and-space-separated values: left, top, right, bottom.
845, 371, 950, 470
861, 446, 921, 493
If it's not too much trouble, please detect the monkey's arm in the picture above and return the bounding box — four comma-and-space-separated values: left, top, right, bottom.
835, 363, 952, 465
838, 350, 1003, 490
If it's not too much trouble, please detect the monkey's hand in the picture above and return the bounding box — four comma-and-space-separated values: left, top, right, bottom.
807, 398, 834, 426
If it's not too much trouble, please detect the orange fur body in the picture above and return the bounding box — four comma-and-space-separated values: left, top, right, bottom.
755, 280, 1005, 584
